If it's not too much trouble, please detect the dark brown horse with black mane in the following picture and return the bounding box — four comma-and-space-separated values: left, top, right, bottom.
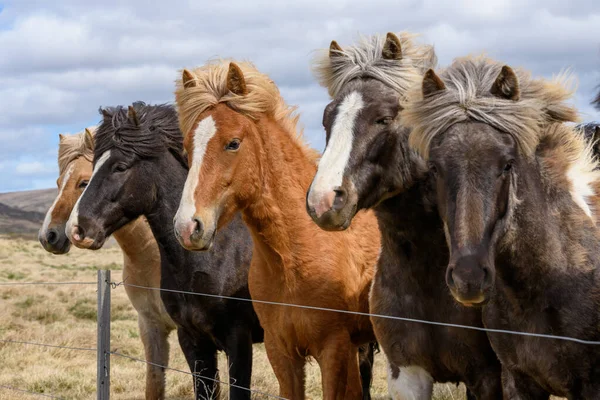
64, 102, 263, 400
306, 32, 502, 399
405, 55, 600, 398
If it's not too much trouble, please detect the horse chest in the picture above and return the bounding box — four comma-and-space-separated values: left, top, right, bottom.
483, 297, 592, 395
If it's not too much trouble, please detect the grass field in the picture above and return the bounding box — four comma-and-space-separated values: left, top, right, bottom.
0, 235, 467, 399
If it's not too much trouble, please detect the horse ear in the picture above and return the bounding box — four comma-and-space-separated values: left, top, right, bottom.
128, 106, 140, 127
100, 108, 111, 120
182, 69, 197, 89
227, 62, 248, 96
329, 40, 343, 58
59, 133, 65, 142
422, 69, 446, 97
382, 32, 402, 60
491, 66, 520, 101
84, 128, 94, 150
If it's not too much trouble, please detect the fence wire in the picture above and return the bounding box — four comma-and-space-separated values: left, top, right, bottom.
0, 281, 96, 286
115, 281, 600, 346
109, 351, 287, 400
0, 338, 96, 352
0, 384, 64, 399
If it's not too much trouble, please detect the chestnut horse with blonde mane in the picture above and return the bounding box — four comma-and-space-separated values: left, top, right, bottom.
38, 128, 176, 400
173, 61, 381, 400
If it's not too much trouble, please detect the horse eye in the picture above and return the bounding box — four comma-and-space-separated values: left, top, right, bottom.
225, 139, 241, 152
113, 164, 128, 173
78, 180, 89, 189
376, 117, 393, 125
503, 160, 514, 173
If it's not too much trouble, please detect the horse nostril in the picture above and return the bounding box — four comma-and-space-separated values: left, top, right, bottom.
71, 225, 85, 242
46, 229, 58, 245
446, 266, 456, 288
482, 266, 493, 290
332, 188, 347, 211
191, 217, 204, 240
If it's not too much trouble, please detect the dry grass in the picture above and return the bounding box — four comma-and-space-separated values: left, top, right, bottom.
0, 236, 466, 399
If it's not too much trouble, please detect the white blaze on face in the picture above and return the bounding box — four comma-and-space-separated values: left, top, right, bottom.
174, 116, 217, 228
387, 364, 433, 400
65, 151, 111, 241
40, 163, 75, 237
308, 91, 364, 206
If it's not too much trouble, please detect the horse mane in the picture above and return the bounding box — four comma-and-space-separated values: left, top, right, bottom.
540, 123, 600, 220
58, 127, 96, 174
311, 32, 437, 98
404, 55, 580, 160
175, 60, 319, 163
94, 102, 187, 167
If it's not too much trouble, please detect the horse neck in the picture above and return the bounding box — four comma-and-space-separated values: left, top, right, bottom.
242, 118, 319, 269
498, 164, 598, 291
112, 217, 156, 266
375, 177, 447, 274
140, 154, 187, 260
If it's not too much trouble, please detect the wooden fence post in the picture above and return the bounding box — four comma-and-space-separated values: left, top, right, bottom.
97, 270, 111, 400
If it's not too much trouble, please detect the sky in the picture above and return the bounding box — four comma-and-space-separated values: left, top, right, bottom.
0, 0, 599, 193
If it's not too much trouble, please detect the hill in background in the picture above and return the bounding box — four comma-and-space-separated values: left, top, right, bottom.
0, 189, 57, 236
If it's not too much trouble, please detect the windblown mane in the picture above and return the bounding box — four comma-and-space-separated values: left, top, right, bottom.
175, 60, 319, 162
95, 102, 187, 167
404, 55, 579, 160
58, 127, 96, 174
540, 123, 600, 220
576, 122, 600, 144
312, 32, 437, 98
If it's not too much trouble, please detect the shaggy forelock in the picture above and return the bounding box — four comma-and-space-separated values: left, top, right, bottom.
311, 32, 437, 98
404, 55, 579, 160
175, 59, 319, 163
94, 102, 186, 166
58, 127, 96, 174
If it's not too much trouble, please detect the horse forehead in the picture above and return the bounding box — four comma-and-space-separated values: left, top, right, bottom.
72, 157, 93, 178
441, 123, 511, 160
188, 115, 218, 162
337, 79, 397, 109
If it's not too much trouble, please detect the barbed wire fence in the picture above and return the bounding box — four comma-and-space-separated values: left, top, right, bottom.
2, 270, 600, 399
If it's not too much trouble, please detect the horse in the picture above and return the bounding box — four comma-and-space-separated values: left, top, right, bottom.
64, 103, 263, 400
172, 60, 381, 400
306, 32, 502, 399
405, 55, 600, 398
38, 127, 176, 400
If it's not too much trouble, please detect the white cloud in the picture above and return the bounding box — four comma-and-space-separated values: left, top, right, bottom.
15, 161, 55, 176
0, 0, 599, 191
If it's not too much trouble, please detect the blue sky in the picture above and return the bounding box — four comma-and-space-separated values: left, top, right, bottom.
0, 0, 599, 192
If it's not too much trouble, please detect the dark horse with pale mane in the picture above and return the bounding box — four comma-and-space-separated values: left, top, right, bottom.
405, 56, 600, 398
306, 32, 502, 399
173, 60, 380, 400
64, 103, 263, 400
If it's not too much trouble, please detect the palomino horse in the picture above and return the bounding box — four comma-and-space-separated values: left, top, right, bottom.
405, 56, 600, 398
306, 32, 502, 399
65, 103, 263, 400
38, 128, 176, 400
173, 61, 381, 400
